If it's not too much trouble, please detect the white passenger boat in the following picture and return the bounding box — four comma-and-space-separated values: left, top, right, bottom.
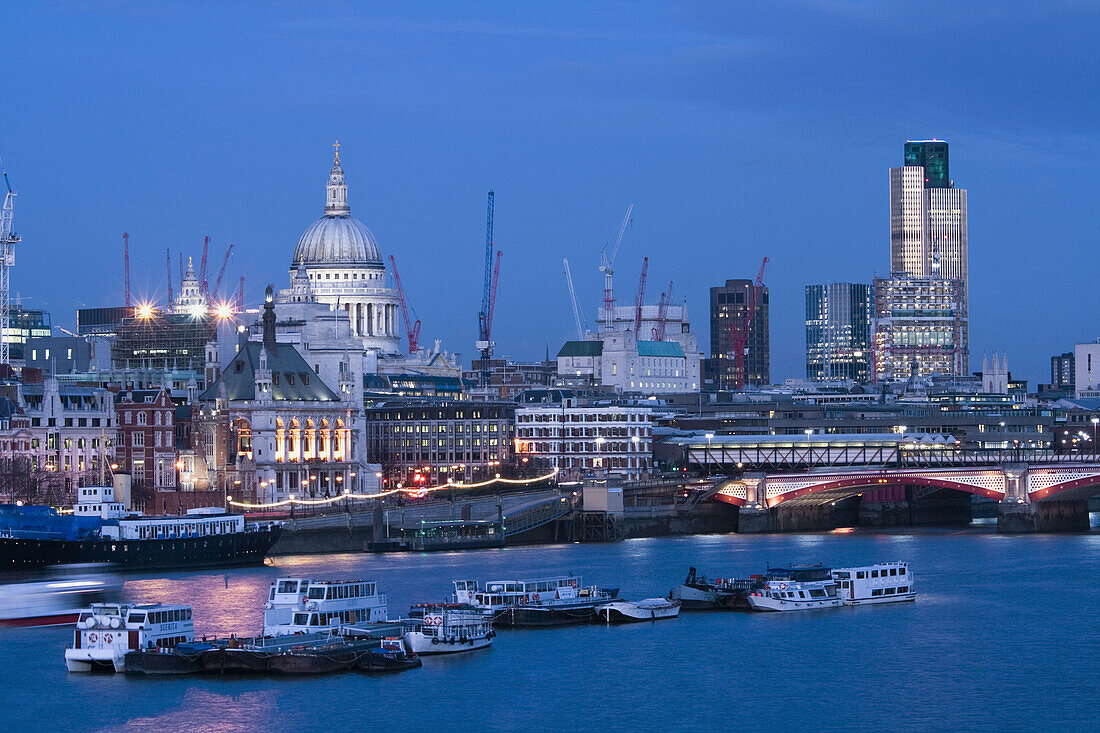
746, 565, 842, 612
832, 562, 916, 605
262, 577, 388, 635
65, 602, 194, 672
451, 576, 619, 627
0, 564, 122, 627
404, 603, 493, 654
597, 598, 681, 623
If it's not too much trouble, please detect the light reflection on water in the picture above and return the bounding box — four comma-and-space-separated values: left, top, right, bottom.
4, 527, 1100, 731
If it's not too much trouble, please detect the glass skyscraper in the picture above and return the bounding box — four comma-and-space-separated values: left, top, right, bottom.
880, 140, 969, 378
805, 283, 871, 382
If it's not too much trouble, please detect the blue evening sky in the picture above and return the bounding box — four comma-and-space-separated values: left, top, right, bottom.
1, 1, 1097, 384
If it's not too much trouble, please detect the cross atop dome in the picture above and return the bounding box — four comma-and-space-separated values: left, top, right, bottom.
332, 139, 341, 165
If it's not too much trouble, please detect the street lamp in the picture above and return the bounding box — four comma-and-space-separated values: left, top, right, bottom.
1092, 417, 1099, 453
704, 432, 714, 475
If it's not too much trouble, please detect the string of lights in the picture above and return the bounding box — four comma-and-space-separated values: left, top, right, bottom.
227, 468, 559, 510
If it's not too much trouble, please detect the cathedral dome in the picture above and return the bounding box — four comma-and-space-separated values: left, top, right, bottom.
291, 147, 384, 268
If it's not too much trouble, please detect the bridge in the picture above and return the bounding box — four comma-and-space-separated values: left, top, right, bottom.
712, 462, 1100, 533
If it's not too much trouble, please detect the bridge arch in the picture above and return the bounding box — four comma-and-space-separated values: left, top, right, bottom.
762, 475, 1005, 508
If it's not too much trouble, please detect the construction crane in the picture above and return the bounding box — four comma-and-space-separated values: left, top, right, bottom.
476, 191, 502, 387
0, 159, 19, 366
211, 243, 234, 299
122, 233, 131, 308
633, 257, 648, 338
198, 235, 210, 294
563, 258, 586, 340
727, 257, 768, 389
598, 204, 633, 332
652, 281, 673, 341
165, 249, 174, 308
389, 255, 421, 354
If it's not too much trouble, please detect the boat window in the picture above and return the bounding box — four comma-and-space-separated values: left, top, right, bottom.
856, 571, 865, 579
269, 588, 275, 601
871, 589, 883, 596
798, 591, 806, 599
885, 588, 895, 594
834, 572, 850, 579
128, 613, 145, 624
367, 583, 374, 596
898, 586, 909, 593
277, 581, 298, 594
899, 567, 906, 575
841, 581, 850, 588
809, 589, 826, 598
889, 568, 897, 576
326, 587, 334, 600
871, 570, 879, 578
293, 613, 309, 625
308, 587, 325, 600
310, 615, 321, 626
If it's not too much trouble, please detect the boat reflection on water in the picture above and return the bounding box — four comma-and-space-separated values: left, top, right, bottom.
0, 564, 122, 627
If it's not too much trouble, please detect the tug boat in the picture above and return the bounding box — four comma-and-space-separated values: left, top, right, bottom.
597, 598, 681, 623
669, 567, 761, 610
746, 565, 842, 612
832, 562, 916, 605
451, 576, 619, 627
64, 602, 194, 672
404, 603, 493, 654
262, 577, 388, 635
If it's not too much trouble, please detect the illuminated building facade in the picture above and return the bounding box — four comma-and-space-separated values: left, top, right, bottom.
805, 283, 871, 382
881, 140, 969, 378
872, 277, 967, 380
514, 405, 652, 481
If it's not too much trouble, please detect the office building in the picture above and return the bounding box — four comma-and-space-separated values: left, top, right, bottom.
514, 404, 652, 481
707, 278, 769, 388
872, 277, 967, 380
805, 283, 872, 382
1051, 352, 1075, 392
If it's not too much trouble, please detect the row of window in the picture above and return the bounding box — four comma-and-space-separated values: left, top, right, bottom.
870, 586, 910, 596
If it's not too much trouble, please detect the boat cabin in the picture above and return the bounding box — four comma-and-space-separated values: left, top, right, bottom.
832, 562, 913, 602
459, 576, 583, 610
73, 602, 194, 653
263, 577, 388, 635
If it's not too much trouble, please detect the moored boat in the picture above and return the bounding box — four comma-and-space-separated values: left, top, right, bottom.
452, 575, 619, 627
746, 565, 842, 612
404, 603, 493, 654
597, 598, 681, 623
356, 638, 422, 673
833, 562, 916, 605
265, 639, 382, 675
0, 490, 281, 572
263, 577, 388, 636
65, 602, 194, 672
669, 567, 761, 610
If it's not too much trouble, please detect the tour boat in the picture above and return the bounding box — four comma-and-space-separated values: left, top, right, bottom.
746, 565, 842, 612
597, 598, 681, 623
832, 562, 916, 605
451, 576, 620, 627
0, 564, 122, 627
65, 602, 194, 672
0, 491, 281, 572
404, 603, 493, 654
262, 577, 388, 635
669, 567, 761, 610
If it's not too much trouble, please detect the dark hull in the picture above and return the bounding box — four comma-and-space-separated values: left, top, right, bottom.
500, 604, 601, 627
124, 650, 206, 675
266, 647, 367, 675
356, 652, 422, 673
0, 528, 282, 572
202, 647, 273, 674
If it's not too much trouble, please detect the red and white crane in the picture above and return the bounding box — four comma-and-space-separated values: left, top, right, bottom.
0, 160, 19, 366
598, 204, 633, 332
389, 254, 421, 354
211, 243, 234, 300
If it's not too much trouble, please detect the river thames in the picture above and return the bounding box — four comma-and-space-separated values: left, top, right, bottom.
6, 525, 1100, 732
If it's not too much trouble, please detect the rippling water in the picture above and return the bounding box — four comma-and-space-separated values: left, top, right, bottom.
6, 526, 1100, 732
